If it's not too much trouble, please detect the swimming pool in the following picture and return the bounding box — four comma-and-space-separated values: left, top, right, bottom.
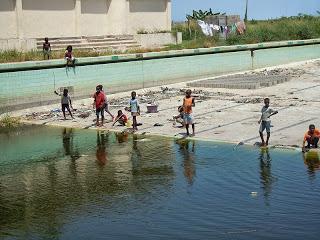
1, 126, 319, 239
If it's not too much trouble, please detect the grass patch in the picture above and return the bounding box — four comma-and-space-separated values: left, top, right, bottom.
173, 15, 320, 46
0, 114, 21, 129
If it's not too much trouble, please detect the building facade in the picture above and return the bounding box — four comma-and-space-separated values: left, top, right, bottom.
0, 0, 172, 39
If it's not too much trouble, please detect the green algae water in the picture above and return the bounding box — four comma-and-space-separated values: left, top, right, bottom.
1, 126, 320, 239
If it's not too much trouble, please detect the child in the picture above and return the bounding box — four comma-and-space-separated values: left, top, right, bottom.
97, 84, 114, 121
112, 110, 128, 126
43, 37, 51, 60
129, 91, 140, 131
54, 88, 74, 120
93, 85, 106, 126
65, 45, 75, 66
183, 89, 195, 136
173, 106, 184, 127
258, 98, 278, 146
302, 124, 320, 152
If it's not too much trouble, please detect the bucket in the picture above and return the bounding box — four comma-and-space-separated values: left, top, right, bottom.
147, 104, 158, 113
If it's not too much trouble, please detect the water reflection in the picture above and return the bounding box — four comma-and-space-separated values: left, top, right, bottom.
0, 129, 175, 239
303, 150, 320, 179
96, 131, 108, 166
176, 139, 196, 185
115, 132, 129, 144
259, 148, 275, 205
62, 128, 80, 161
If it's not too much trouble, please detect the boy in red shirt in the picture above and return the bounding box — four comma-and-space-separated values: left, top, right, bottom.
302, 124, 320, 152
93, 86, 106, 126
97, 84, 114, 121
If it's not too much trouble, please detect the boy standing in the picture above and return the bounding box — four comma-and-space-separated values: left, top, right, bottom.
97, 85, 114, 121
258, 98, 278, 146
129, 91, 140, 131
183, 89, 195, 136
54, 88, 74, 120
43, 37, 51, 60
93, 86, 106, 126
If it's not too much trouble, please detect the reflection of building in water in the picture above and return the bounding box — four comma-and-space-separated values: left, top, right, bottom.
0, 131, 175, 239
303, 150, 320, 180
176, 139, 196, 185
259, 148, 276, 205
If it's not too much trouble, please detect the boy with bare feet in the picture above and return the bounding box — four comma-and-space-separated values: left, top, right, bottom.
183, 89, 195, 136
93, 86, 106, 126
258, 98, 278, 146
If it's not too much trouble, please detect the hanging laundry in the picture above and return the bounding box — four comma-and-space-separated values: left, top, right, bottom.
231, 23, 237, 33
197, 20, 213, 36
236, 21, 246, 35
211, 24, 220, 31
197, 20, 210, 36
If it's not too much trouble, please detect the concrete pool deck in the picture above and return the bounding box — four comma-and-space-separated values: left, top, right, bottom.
5, 59, 320, 149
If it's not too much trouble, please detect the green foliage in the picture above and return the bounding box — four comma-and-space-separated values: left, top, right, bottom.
0, 49, 117, 63
232, 15, 320, 44
174, 15, 320, 48
0, 114, 21, 129
186, 8, 224, 21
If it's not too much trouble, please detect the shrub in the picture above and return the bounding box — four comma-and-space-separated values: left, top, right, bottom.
0, 114, 21, 129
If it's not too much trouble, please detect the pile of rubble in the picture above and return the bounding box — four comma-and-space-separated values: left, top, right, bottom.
109, 87, 232, 106
24, 108, 94, 121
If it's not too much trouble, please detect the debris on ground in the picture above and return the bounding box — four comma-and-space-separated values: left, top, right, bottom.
234, 97, 263, 104
77, 111, 91, 119
109, 87, 235, 106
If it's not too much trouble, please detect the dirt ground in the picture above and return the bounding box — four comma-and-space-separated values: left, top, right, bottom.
6, 59, 320, 150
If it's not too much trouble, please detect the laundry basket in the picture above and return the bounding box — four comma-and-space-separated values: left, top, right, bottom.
147, 104, 158, 113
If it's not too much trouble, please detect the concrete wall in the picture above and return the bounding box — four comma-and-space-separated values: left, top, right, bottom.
80, 0, 110, 36
22, 0, 76, 38
0, 0, 17, 39
134, 32, 182, 48
128, 0, 171, 33
107, 0, 127, 35
0, 38, 36, 51
0, 0, 171, 39
1, 39, 319, 113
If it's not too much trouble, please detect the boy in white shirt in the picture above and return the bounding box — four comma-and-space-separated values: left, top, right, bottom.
258, 98, 278, 146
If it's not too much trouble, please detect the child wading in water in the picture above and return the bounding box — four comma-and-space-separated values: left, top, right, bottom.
258, 98, 278, 146
54, 89, 74, 120
128, 91, 140, 131
183, 89, 195, 136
